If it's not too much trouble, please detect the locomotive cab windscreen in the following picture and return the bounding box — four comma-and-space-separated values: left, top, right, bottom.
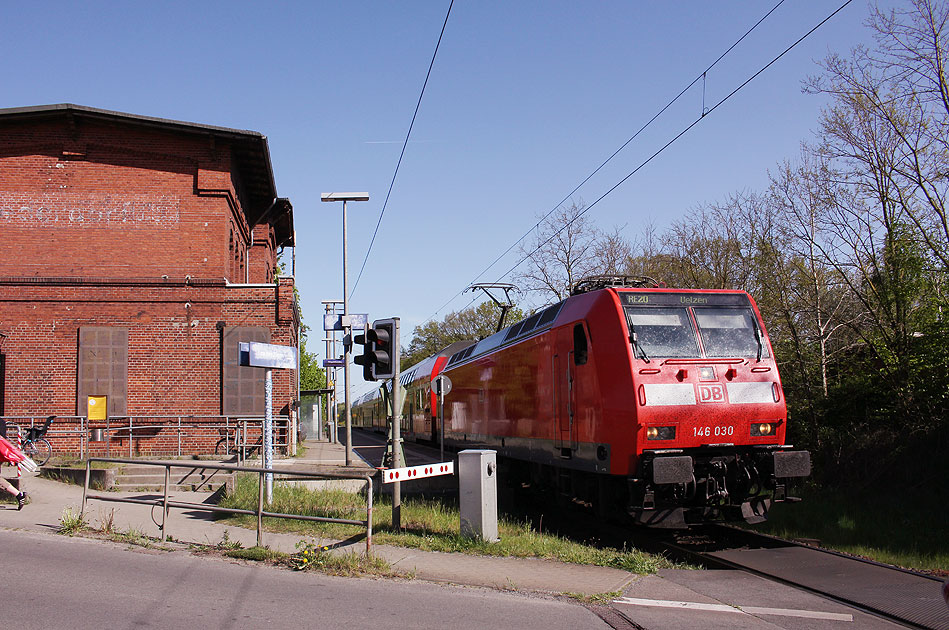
623, 293, 768, 359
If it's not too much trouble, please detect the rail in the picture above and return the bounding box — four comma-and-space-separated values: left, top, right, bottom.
80, 458, 374, 554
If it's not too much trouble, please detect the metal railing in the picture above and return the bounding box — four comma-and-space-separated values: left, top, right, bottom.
80, 458, 374, 554
0, 415, 291, 459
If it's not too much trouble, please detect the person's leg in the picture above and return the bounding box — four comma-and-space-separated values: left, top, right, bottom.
0, 474, 27, 509
0, 475, 17, 497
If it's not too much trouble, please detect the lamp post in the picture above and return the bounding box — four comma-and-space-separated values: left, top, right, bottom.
321, 192, 369, 466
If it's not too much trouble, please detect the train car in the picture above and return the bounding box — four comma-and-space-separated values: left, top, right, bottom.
357, 276, 811, 527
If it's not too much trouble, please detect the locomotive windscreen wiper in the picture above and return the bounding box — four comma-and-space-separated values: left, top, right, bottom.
630, 331, 651, 363
753, 320, 763, 362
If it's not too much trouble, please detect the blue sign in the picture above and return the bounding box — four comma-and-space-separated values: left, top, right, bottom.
322, 358, 345, 368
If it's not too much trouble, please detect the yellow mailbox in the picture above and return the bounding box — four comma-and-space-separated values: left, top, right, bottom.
87, 395, 107, 421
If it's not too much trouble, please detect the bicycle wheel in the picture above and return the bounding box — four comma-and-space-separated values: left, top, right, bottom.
24, 438, 51, 466
214, 436, 230, 455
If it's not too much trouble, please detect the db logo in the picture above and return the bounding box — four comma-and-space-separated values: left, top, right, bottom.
698, 384, 726, 403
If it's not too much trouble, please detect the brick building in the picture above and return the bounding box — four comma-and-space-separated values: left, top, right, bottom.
0, 104, 298, 455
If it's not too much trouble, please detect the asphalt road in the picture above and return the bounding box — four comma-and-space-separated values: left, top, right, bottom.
0, 529, 610, 630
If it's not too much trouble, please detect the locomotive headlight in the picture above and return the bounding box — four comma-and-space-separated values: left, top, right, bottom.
751, 422, 775, 436
646, 426, 676, 440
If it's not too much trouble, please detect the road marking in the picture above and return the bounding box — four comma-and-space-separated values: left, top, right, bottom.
743, 606, 853, 621
613, 598, 852, 622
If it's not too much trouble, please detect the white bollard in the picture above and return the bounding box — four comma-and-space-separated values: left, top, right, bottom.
458, 449, 499, 542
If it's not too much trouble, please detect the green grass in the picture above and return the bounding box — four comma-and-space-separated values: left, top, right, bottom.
217, 474, 673, 574
46, 458, 121, 469
58, 507, 88, 535
225, 546, 288, 562
753, 485, 949, 574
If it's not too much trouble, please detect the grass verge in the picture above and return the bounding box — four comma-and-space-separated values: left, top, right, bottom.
217, 474, 674, 574
753, 485, 948, 575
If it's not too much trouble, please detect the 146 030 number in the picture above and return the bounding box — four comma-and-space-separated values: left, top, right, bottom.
693, 426, 734, 437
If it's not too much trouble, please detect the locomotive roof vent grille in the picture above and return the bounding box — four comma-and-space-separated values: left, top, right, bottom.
504, 321, 525, 341
537, 301, 564, 326
520, 311, 543, 334
571, 275, 663, 295
504, 302, 564, 342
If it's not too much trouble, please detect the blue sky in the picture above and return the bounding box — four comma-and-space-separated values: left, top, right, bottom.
2, 1, 886, 394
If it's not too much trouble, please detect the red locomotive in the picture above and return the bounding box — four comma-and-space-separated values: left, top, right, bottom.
353, 276, 810, 527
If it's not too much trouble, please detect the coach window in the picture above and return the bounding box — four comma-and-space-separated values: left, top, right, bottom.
573, 324, 588, 365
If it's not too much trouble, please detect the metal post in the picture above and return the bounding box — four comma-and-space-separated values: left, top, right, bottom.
256, 471, 264, 548
162, 466, 170, 542
129, 417, 133, 458
239, 421, 246, 466
391, 318, 402, 530
264, 369, 274, 503
366, 477, 373, 556
80, 459, 91, 519
439, 386, 445, 462
342, 199, 353, 467
177, 417, 182, 457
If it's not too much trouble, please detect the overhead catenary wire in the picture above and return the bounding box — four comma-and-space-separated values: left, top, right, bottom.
350, 0, 454, 299
489, 0, 855, 289
423, 0, 853, 323
419, 0, 793, 326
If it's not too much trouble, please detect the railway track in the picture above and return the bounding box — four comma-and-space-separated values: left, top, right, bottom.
353, 429, 948, 629
656, 524, 948, 630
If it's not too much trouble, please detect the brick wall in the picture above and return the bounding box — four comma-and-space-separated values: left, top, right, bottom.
0, 111, 298, 455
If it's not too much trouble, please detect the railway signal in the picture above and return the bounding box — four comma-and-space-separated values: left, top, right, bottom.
354, 318, 399, 381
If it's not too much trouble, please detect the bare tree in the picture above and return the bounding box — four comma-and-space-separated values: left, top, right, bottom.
807, 0, 949, 273
516, 201, 631, 302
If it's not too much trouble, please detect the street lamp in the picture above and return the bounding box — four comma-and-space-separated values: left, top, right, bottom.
321, 192, 369, 466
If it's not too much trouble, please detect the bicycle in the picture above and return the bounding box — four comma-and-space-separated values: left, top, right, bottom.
214, 426, 262, 460
21, 416, 54, 466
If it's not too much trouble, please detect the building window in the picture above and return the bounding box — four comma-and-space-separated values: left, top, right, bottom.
78, 327, 129, 417
221, 326, 270, 415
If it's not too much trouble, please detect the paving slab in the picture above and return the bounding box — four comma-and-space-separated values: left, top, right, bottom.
616, 569, 906, 630
0, 440, 641, 597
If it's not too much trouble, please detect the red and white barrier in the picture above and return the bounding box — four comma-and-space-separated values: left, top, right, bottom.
382, 461, 454, 484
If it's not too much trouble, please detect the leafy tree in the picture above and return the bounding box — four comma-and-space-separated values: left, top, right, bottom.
299, 335, 325, 391
403, 301, 526, 369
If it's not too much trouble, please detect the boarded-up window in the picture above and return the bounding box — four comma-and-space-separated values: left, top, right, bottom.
222, 326, 270, 415
78, 327, 129, 417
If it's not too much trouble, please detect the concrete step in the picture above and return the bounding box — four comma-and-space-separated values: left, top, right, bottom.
114, 465, 234, 492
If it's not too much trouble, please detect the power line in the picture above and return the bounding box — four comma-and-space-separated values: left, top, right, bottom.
492, 0, 855, 287
351, 0, 454, 298
419, 0, 791, 326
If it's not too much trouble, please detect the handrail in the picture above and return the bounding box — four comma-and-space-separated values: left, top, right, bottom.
1, 415, 293, 459
80, 457, 374, 554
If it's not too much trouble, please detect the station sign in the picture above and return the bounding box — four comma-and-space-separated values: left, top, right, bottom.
239, 342, 298, 370
323, 313, 368, 332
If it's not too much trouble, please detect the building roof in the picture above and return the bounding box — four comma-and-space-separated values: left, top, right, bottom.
0, 103, 293, 246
